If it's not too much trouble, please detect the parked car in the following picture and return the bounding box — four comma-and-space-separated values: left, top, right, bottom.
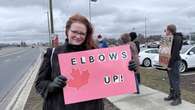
153, 45, 195, 73
179, 45, 195, 72
139, 48, 159, 67
183, 40, 195, 45
147, 43, 160, 48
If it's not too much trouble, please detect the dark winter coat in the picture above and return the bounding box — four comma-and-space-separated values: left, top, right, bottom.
168, 33, 183, 68
35, 43, 104, 110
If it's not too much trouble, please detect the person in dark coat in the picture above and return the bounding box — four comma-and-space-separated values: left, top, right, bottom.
35, 14, 137, 110
163, 24, 183, 106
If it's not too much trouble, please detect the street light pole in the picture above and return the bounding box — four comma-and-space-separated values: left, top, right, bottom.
48, 0, 55, 47
46, 11, 51, 46
49, 0, 54, 34
89, 0, 97, 21
145, 17, 147, 38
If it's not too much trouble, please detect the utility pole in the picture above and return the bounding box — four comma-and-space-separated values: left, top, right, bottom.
145, 16, 148, 46
144, 17, 147, 38
46, 11, 51, 46
49, 0, 54, 34
89, 0, 97, 21
48, 0, 54, 47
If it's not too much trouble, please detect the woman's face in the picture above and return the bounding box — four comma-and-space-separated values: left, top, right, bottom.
67, 22, 87, 45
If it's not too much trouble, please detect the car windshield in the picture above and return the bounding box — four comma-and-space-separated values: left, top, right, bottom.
180, 45, 192, 54
140, 48, 148, 52
145, 49, 159, 53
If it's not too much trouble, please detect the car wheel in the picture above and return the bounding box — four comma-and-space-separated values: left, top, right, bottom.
143, 58, 151, 67
179, 61, 187, 73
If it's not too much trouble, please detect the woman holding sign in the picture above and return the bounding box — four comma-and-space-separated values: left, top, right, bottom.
120, 33, 140, 94
35, 14, 137, 110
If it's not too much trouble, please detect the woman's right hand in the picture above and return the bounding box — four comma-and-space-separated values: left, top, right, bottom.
128, 60, 137, 72
48, 75, 67, 93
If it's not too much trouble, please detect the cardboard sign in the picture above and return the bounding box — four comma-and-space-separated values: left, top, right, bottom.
159, 36, 173, 68
58, 45, 137, 104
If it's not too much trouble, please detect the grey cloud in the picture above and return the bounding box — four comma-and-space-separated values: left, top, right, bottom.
180, 6, 195, 18
0, 0, 47, 7
0, 6, 48, 36
1, 0, 195, 43
113, 10, 145, 25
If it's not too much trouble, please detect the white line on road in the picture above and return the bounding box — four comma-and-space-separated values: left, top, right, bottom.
0, 49, 27, 58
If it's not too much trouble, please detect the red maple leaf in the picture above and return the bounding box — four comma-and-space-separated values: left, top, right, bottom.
68, 69, 90, 90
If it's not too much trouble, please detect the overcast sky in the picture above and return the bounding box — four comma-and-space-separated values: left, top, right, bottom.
0, 0, 195, 43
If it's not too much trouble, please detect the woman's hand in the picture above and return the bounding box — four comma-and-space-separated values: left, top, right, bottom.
48, 75, 67, 93
128, 60, 137, 72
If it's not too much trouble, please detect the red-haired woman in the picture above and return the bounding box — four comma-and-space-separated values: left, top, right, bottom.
35, 14, 136, 110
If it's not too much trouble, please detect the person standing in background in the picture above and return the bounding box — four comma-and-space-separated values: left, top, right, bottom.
120, 33, 140, 94
97, 34, 108, 48
164, 24, 183, 106
129, 32, 140, 53
129, 32, 141, 85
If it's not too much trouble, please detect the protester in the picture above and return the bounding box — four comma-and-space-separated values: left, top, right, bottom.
35, 14, 137, 110
164, 24, 183, 106
129, 32, 141, 84
120, 33, 140, 94
97, 34, 108, 48
129, 32, 140, 53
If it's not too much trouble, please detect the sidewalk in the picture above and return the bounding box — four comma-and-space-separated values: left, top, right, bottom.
24, 84, 195, 110
108, 85, 195, 110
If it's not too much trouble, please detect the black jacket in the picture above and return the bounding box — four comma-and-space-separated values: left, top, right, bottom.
168, 33, 183, 67
35, 43, 104, 110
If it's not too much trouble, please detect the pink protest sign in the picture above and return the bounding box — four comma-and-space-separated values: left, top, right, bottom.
58, 45, 137, 104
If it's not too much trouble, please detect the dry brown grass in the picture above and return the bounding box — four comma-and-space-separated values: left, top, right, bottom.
140, 67, 195, 104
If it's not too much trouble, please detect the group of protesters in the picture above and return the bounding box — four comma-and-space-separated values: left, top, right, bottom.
35, 13, 182, 110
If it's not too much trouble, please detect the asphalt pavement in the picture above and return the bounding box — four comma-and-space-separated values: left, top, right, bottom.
0, 47, 41, 109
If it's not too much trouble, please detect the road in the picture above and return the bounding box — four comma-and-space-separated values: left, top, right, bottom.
0, 47, 41, 103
